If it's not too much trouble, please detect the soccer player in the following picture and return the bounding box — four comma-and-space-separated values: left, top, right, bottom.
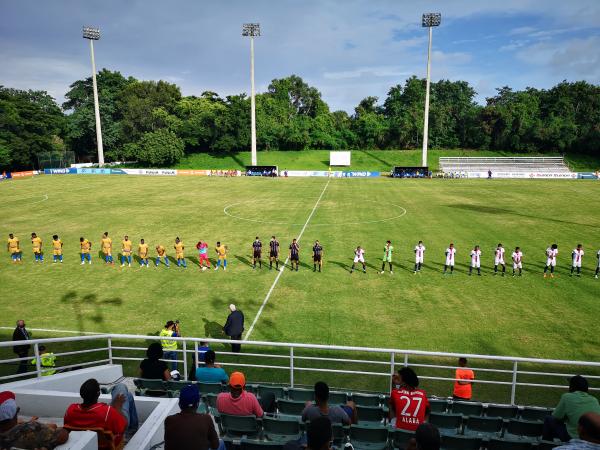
414, 241, 425, 274
350, 246, 366, 274
252, 236, 262, 269
469, 245, 482, 276
155, 244, 169, 268
31, 232, 43, 263
196, 240, 210, 270
215, 241, 227, 271
269, 236, 280, 271
7, 233, 21, 263
494, 243, 506, 276
571, 244, 584, 277
101, 232, 113, 265
79, 237, 92, 265
121, 235, 133, 267
380, 240, 393, 274
444, 243, 456, 275
289, 238, 300, 271
595, 249, 600, 279
175, 237, 187, 268
512, 246, 523, 277
52, 234, 63, 263
312, 240, 323, 272
138, 238, 149, 268
543, 244, 558, 278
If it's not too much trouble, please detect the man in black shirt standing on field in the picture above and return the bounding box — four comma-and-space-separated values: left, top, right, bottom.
252, 237, 262, 270
269, 236, 280, 271
289, 238, 300, 272
12, 320, 30, 374
313, 240, 323, 272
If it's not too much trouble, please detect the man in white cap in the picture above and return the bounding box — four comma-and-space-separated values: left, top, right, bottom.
223, 304, 245, 353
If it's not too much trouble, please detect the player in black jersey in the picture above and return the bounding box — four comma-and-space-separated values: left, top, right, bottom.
312, 240, 323, 272
269, 236, 280, 271
289, 238, 300, 271
252, 236, 262, 269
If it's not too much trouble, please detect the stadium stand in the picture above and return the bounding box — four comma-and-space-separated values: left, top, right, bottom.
439, 157, 573, 178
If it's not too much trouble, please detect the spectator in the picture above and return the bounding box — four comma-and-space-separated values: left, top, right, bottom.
64, 378, 139, 447
160, 320, 181, 371
139, 342, 171, 381
555, 412, 600, 450
12, 320, 30, 374
452, 357, 475, 400
0, 391, 68, 449
389, 367, 430, 431
488, 169, 492, 179
223, 304, 244, 353
216, 371, 275, 416
544, 376, 600, 442
30, 344, 56, 376
198, 341, 211, 363
195, 350, 228, 384
407, 423, 441, 450
301, 381, 355, 425
164, 384, 224, 450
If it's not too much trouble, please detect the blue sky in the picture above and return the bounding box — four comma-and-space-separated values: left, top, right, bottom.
1, 0, 599, 112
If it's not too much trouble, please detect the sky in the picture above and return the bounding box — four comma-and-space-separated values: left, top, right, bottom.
1, 0, 599, 113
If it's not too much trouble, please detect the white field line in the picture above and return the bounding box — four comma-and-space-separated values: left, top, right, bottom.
244, 178, 331, 340
0, 326, 102, 335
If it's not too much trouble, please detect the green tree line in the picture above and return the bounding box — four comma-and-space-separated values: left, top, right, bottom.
1, 71, 599, 169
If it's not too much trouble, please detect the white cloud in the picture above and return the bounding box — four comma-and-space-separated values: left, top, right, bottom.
324, 66, 411, 80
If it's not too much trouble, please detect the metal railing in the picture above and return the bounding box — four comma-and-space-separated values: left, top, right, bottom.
1, 333, 598, 406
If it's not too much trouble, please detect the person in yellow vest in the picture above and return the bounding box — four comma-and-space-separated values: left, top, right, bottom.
174, 237, 186, 268
155, 244, 169, 268
52, 234, 63, 263
160, 321, 180, 371
30, 345, 56, 376
31, 232, 43, 263
138, 238, 149, 268
7, 233, 21, 263
79, 237, 92, 265
101, 232, 113, 265
121, 235, 133, 267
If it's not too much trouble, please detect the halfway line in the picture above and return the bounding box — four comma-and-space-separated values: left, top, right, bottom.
244, 177, 331, 340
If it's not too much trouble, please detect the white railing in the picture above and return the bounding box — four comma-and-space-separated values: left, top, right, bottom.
1, 333, 599, 405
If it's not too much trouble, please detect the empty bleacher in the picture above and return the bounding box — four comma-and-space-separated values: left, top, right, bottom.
439, 157, 572, 177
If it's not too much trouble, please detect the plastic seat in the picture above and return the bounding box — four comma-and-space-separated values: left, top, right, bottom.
198, 382, 223, 394
486, 438, 533, 450
240, 439, 284, 450
205, 393, 218, 408
430, 399, 449, 413
133, 378, 168, 397
287, 388, 314, 402
451, 402, 484, 417
332, 423, 349, 446
429, 412, 462, 436
441, 434, 482, 450
519, 408, 552, 423
167, 380, 196, 393
392, 429, 415, 449
262, 416, 301, 442
463, 416, 503, 439
349, 424, 390, 450
258, 384, 287, 400
220, 414, 261, 438
356, 405, 385, 424
503, 419, 543, 441
485, 405, 519, 419
330, 391, 349, 405
352, 393, 382, 407
277, 399, 306, 416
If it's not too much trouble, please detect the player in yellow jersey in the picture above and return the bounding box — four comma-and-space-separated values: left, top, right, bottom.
101, 232, 114, 265
79, 237, 92, 265
155, 244, 169, 268
138, 238, 149, 268
121, 235, 133, 267
31, 232, 43, 263
52, 234, 63, 263
174, 237, 186, 268
7, 233, 21, 263
215, 241, 228, 271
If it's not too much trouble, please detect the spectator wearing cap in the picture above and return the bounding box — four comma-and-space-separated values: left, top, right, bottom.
302, 381, 356, 425
64, 378, 139, 447
12, 320, 30, 374
389, 367, 430, 431
195, 350, 228, 384
0, 391, 69, 449
555, 412, 600, 450
223, 304, 244, 353
544, 376, 600, 442
164, 384, 224, 450
407, 423, 441, 450
216, 371, 275, 416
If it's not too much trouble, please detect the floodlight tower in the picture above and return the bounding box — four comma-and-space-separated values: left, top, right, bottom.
82, 26, 104, 167
242, 23, 260, 166
421, 13, 441, 168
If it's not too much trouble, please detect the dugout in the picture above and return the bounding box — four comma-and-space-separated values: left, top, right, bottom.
391, 166, 430, 178
246, 165, 278, 177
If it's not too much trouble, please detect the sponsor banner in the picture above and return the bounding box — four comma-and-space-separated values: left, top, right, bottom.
121, 168, 177, 176
110, 169, 127, 175
44, 168, 77, 175
337, 171, 380, 178
578, 172, 599, 180
281, 170, 329, 177
280, 170, 380, 178
11, 171, 35, 178
466, 171, 577, 179
178, 169, 211, 176
76, 168, 112, 175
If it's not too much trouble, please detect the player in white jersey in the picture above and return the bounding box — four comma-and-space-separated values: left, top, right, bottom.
414, 241, 425, 274
543, 244, 558, 278
511, 246, 523, 277
469, 245, 482, 276
596, 250, 600, 279
443, 243, 456, 275
570, 244, 584, 277
493, 243, 506, 276
350, 246, 366, 274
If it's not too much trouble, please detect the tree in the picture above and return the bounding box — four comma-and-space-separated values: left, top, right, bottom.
353, 97, 387, 148
134, 129, 184, 166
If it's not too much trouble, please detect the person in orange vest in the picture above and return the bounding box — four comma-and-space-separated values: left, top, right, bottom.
453, 357, 475, 401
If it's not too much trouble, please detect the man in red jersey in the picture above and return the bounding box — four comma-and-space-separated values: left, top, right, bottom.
389, 367, 430, 431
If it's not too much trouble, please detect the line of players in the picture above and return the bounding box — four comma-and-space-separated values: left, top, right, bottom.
6, 233, 600, 278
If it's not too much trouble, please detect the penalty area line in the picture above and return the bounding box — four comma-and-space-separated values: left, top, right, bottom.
244, 177, 331, 340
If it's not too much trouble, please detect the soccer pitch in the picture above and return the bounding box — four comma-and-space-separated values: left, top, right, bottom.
1, 175, 599, 363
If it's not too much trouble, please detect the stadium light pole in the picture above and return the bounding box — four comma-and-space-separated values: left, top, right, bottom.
421, 13, 441, 168
83, 26, 104, 167
242, 23, 260, 166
